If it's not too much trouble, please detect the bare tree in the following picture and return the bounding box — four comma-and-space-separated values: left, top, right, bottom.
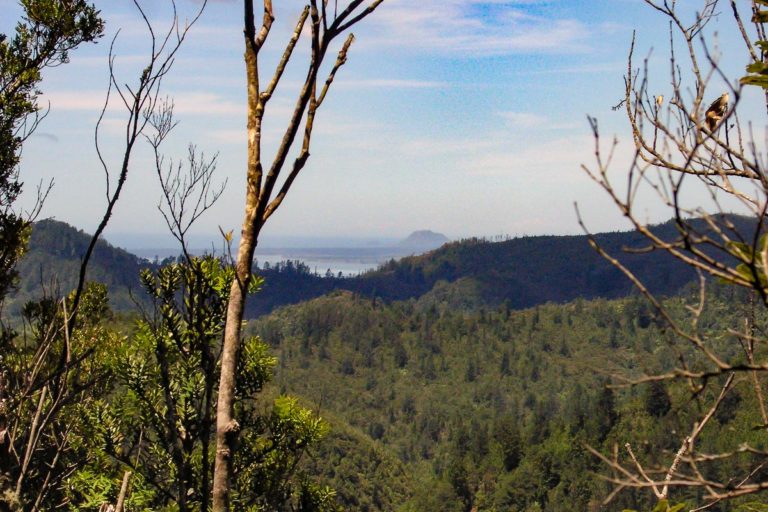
580, 0, 768, 508
68, 0, 207, 331
212, 1, 385, 509
148, 98, 225, 261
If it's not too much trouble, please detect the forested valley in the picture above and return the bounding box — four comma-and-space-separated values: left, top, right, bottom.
5, 219, 767, 511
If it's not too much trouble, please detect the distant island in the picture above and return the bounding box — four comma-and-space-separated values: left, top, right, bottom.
398, 230, 449, 251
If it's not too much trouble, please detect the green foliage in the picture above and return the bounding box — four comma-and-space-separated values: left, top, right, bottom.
741, 60, 768, 89
726, 236, 768, 289
9, 220, 768, 509
233, 395, 336, 511
8, 219, 151, 314
68, 256, 337, 511
246, 286, 763, 511
0, 1, 103, 304
643, 381, 672, 418
293, 480, 341, 512
401, 479, 463, 512
0, 281, 117, 509
741, 1, 768, 89
0, 217, 28, 302
241, 216, 752, 317
65, 469, 155, 512
18, 216, 754, 320
736, 503, 768, 511
622, 499, 686, 512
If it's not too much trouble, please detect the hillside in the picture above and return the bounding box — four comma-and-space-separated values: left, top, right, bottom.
7, 219, 147, 313
249, 285, 758, 511
7, 217, 763, 510
13, 216, 749, 319
247, 216, 749, 316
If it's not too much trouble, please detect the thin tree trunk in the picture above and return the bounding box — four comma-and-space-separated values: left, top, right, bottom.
211, 35, 264, 511
114, 471, 131, 512
16, 386, 47, 496
212, 3, 382, 509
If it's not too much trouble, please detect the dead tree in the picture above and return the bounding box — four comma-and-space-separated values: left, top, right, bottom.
69, 0, 207, 331
212, 1, 384, 509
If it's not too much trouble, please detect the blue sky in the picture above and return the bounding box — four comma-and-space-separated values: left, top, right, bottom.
2, 0, 759, 246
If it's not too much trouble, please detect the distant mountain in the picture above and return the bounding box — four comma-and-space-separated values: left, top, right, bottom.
7, 219, 147, 314
347, 217, 745, 311
398, 230, 449, 251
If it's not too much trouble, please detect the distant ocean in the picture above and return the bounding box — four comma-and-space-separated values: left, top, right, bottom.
131, 246, 420, 277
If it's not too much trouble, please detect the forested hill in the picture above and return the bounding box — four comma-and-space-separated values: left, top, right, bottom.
8, 219, 146, 313
248, 285, 756, 510
248, 216, 748, 315
14, 216, 748, 317
350, 227, 692, 307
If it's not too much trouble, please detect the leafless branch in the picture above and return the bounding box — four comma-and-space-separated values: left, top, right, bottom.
70, 0, 208, 332
147, 99, 225, 259
213, 2, 384, 509
581, 1, 768, 506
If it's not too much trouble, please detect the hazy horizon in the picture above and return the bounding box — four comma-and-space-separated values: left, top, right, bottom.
5, 0, 761, 242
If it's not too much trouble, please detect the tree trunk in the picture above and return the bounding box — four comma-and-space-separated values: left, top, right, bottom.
114, 471, 131, 512
211, 36, 264, 511
211, 2, 382, 509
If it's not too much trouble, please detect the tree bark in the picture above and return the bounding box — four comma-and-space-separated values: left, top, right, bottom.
114, 471, 131, 512
211, 17, 266, 508
212, 3, 383, 509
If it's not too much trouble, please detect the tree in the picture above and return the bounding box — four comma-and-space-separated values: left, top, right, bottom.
0, 0, 102, 306
65, 118, 338, 509
0, 2, 206, 508
71, 256, 336, 511
0, 3, 104, 508
0, 281, 118, 510
213, 3, 385, 509
67, 0, 206, 332
581, 0, 768, 507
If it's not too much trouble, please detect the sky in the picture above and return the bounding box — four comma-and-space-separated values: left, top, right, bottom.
1, 0, 762, 247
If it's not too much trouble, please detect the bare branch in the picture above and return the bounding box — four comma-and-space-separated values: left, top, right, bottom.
262, 33, 355, 222
260, 7, 309, 105
213, 2, 385, 509
70, 0, 208, 332
582, 1, 768, 507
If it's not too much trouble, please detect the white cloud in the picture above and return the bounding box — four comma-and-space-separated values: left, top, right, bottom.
498, 111, 547, 128
209, 128, 246, 145
39, 90, 106, 111
365, 0, 590, 56
30, 132, 59, 143
459, 134, 594, 177
386, 129, 598, 179
520, 62, 625, 75
398, 136, 500, 157
40, 90, 243, 116
210, 116, 382, 146
498, 111, 579, 130
336, 79, 448, 89
171, 92, 242, 115
68, 54, 151, 68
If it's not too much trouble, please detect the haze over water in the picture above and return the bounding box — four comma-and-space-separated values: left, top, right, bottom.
125, 231, 450, 276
